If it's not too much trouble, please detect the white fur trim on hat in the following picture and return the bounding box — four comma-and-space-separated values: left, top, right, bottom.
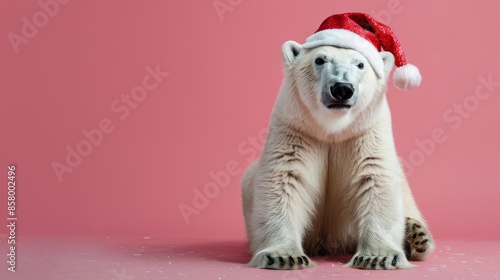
393, 64, 421, 90
303, 29, 384, 79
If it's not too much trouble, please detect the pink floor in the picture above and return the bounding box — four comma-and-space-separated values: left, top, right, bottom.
1, 237, 499, 280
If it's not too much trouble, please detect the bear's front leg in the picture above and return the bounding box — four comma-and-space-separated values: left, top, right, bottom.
404, 217, 435, 260
246, 130, 326, 270
345, 166, 412, 270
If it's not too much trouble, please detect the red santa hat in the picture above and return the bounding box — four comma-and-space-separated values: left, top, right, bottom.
302, 12, 421, 90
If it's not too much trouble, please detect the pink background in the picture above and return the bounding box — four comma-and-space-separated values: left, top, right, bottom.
1, 0, 500, 243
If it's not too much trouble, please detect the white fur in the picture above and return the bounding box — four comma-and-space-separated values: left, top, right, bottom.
241, 41, 434, 270
303, 29, 385, 79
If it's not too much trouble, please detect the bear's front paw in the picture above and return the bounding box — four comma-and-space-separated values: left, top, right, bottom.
346, 251, 411, 270
248, 250, 315, 270
405, 217, 435, 260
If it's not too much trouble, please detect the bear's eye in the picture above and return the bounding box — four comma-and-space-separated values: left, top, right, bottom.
357, 63, 364, 70
315, 58, 325, 65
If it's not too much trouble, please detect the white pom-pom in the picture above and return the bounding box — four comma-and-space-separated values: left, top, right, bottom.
393, 64, 421, 90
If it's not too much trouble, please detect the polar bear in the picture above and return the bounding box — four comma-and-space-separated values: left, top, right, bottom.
241, 26, 435, 269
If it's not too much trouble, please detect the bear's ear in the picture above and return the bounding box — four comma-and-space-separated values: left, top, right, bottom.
282, 41, 303, 67
379, 51, 395, 77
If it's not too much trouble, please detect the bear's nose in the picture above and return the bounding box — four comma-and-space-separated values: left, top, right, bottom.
330, 83, 354, 101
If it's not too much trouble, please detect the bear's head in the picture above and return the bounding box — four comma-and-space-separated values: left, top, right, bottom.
281, 40, 395, 135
